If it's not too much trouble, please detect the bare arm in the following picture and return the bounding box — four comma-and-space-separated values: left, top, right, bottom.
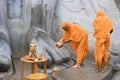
59, 38, 64, 43
62, 38, 71, 44
59, 38, 71, 44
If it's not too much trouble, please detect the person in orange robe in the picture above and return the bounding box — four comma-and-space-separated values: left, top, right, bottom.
93, 10, 113, 72
55, 22, 89, 68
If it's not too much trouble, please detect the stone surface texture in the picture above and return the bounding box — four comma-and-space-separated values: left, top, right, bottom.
52, 61, 112, 80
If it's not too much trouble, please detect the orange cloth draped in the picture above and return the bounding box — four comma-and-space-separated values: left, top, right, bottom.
61, 22, 89, 64
93, 10, 113, 39
94, 38, 110, 67
93, 10, 113, 67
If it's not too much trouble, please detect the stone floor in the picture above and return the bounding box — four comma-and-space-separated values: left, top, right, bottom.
9, 58, 31, 80
5, 58, 112, 80
52, 61, 112, 80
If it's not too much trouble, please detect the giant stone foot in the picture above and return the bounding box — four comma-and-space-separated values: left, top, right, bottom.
29, 28, 74, 72
0, 0, 12, 72
0, 39, 11, 72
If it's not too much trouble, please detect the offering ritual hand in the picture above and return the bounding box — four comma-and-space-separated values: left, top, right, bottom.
55, 42, 63, 48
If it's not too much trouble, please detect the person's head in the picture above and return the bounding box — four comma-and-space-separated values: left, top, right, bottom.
96, 10, 105, 17
61, 22, 70, 31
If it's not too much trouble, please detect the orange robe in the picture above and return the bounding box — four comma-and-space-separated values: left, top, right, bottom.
93, 10, 113, 67
61, 22, 89, 64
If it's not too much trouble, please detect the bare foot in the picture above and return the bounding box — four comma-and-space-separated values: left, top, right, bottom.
95, 68, 100, 73
71, 64, 80, 68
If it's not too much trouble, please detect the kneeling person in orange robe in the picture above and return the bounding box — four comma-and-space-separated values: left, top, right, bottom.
55, 22, 89, 68
93, 10, 113, 72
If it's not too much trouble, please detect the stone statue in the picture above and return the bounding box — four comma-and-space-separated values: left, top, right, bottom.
0, 0, 11, 72
42, 0, 58, 37
27, 0, 74, 70
29, 28, 72, 69
0, 0, 74, 73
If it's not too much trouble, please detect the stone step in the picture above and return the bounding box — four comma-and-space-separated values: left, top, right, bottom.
51, 61, 112, 80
